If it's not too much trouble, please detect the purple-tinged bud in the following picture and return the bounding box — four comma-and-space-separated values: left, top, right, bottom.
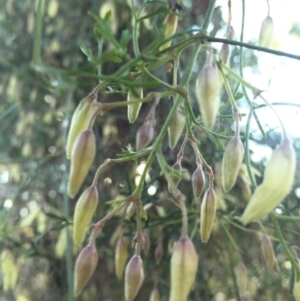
125, 255, 144, 301
200, 188, 217, 243
192, 165, 206, 198
74, 242, 98, 296
136, 123, 154, 151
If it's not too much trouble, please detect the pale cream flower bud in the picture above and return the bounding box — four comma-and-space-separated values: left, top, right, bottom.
159, 10, 179, 51
259, 16, 274, 48
168, 107, 186, 150
293, 260, 300, 301
125, 255, 144, 301
169, 236, 198, 301
150, 287, 160, 301
115, 237, 129, 280
240, 138, 296, 224
235, 262, 248, 294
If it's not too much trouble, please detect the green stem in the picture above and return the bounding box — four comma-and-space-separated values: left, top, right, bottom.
131, 0, 140, 57
201, 0, 217, 33
33, 0, 43, 64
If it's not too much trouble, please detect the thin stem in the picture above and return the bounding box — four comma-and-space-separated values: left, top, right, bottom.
33, 0, 43, 65
131, 0, 140, 57
97, 37, 103, 79
134, 200, 143, 256
267, 0, 270, 16
201, 0, 217, 33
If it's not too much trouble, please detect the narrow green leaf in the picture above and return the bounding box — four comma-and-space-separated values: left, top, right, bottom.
137, 7, 170, 22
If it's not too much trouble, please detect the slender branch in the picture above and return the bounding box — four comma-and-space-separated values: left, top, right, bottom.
201, 0, 217, 33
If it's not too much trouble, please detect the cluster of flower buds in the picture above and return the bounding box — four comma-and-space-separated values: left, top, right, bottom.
159, 3, 181, 51
169, 236, 198, 301
240, 138, 296, 225
195, 47, 222, 129
221, 134, 244, 192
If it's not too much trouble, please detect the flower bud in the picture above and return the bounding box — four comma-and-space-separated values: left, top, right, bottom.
136, 123, 154, 151
74, 242, 98, 296
143, 230, 151, 256
55, 227, 68, 259
168, 108, 186, 150
169, 236, 198, 301
235, 262, 247, 294
192, 165, 205, 198
259, 16, 274, 48
73, 186, 98, 245
128, 88, 143, 123
293, 260, 300, 301
200, 188, 217, 243
159, 10, 179, 51
66, 95, 97, 159
261, 234, 278, 272
125, 202, 135, 220
240, 138, 296, 225
168, 162, 182, 194
125, 255, 144, 301
68, 129, 96, 198
1, 249, 18, 291
154, 242, 164, 264
150, 287, 160, 301
195, 61, 221, 129
115, 237, 129, 280
221, 135, 244, 192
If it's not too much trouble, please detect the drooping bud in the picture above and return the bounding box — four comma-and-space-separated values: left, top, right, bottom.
192, 165, 206, 198
220, 26, 235, 64
128, 88, 143, 123
221, 135, 244, 192
74, 242, 98, 296
200, 188, 217, 243
136, 123, 155, 151
195, 51, 222, 129
68, 129, 96, 198
143, 229, 151, 256
149, 287, 160, 301
240, 138, 296, 225
124, 255, 144, 301
261, 234, 278, 272
73, 186, 98, 245
168, 107, 186, 150
168, 162, 182, 194
115, 237, 129, 280
55, 227, 68, 259
1, 249, 18, 291
235, 262, 248, 294
66, 95, 97, 159
258, 16, 274, 48
154, 242, 164, 264
159, 8, 179, 51
293, 260, 300, 301
169, 236, 198, 301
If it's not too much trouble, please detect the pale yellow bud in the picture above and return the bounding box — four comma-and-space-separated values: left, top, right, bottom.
235, 262, 247, 294
125, 255, 144, 301
259, 16, 274, 48
294, 260, 300, 301
68, 129, 96, 198
169, 236, 198, 301
73, 186, 98, 245
168, 107, 185, 150
150, 287, 160, 301
200, 188, 217, 243
240, 138, 296, 225
195, 64, 221, 129
115, 237, 129, 280
221, 136, 244, 192
128, 88, 143, 123
159, 12, 178, 51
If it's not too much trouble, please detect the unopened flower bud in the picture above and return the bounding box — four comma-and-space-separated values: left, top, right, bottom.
125, 255, 144, 301
68, 129, 96, 198
192, 165, 205, 198
136, 123, 154, 151
195, 54, 222, 129
74, 242, 98, 296
259, 16, 274, 48
235, 262, 248, 294
221, 135, 244, 192
261, 234, 278, 272
125, 202, 135, 220
200, 188, 217, 243
128, 88, 143, 123
155, 242, 164, 264
143, 230, 151, 256
66, 95, 97, 159
159, 9, 179, 51
115, 237, 129, 280
240, 138, 296, 225
150, 287, 160, 301
293, 260, 300, 301
73, 186, 98, 245
168, 162, 182, 194
169, 236, 198, 301
168, 108, 186, 150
